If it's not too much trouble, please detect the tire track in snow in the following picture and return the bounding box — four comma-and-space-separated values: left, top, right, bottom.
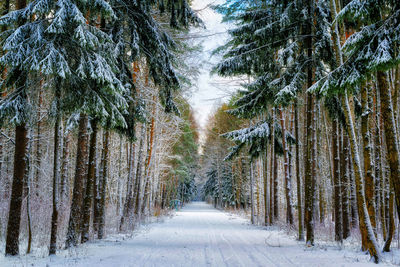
6, 202, 392, 267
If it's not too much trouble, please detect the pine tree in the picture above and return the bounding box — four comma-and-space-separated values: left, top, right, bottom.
214, 0, 332, 243
3, 0, 28, 256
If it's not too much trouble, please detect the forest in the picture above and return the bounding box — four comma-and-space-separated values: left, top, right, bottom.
0, 0, 399, 265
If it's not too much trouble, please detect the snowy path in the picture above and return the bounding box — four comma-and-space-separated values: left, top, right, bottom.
1, 202, 395, 267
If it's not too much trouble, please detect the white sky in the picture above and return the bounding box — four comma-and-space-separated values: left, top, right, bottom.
188, 0, 240, 140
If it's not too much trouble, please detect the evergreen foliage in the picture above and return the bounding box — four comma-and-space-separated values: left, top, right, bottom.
311, 0, 400, 95
170, 99, 199, 203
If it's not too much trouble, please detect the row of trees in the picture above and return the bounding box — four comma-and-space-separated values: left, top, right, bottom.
0, 0, 199, 256
201, 0, 399, 263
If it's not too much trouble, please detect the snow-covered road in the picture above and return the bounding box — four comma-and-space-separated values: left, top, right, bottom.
1, 202, 395, 266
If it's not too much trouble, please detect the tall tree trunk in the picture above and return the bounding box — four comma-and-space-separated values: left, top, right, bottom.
66, 114, 89, 248
361, 83, 376, 236
134, 124, 146, 220
273, 148, 278, 221
330, 2, 379, 259
5, 124, 28, 256
341, 92, 381, 262
250, 162, 255, 225
279, 108, 294, 225
263, 148, 269, 226
238, 158, 243, 209
34, 88, 43, 195
81, 120, 99, 243
294, 99, 304, 240
49, 88, 61, 255
117, 135, 123, 216
5, 37, 28, 255
98, 129, 110, 239
26, 158, 32, 254
94, 130, 105, 235
141, 112, 155, 215
382, 189, 395, 252
304, 92, 316, 246
60, 131, 71, 202
269, 110, 275, 224
340, 131, 351, 239
120, 143, 135, 230
377, 71, 400, 223
317, 105, 325, 225
332, 119, 342, 241
304, 0, 316, 245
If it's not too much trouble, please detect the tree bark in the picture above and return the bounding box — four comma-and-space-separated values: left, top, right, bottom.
269, 110, 275, 224
341, 92, 381, 262
340, 131, 351, 239
273, 147, 278, 221
141, 113, 155, 215
332, 119, 342, 241
382, 189, 395, 252
60, 130, 71, 202
81, 120, 99, 243
5, 35, 28, 254
34, 88, 43, 194
304, 92, 315, 246
279, 108, 294, 225
377, 71, 400, 223
66, 114, 89, 248
250, 162, 255, 225
98, 129, 110, 239
120, 142, 135, 230
361, 83, 376, 236
134, 124, 146, 220
263, 148, 269, 226
5, 125, 28, 256
294, 99, 304, 240
49, 88, 61, 255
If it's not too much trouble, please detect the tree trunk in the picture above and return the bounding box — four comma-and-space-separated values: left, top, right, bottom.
330, 3, 379, 258
81, 120, 99, 243
141, 113, 155, 215
26, 165, 32, 254
279, 108, 294, 225
60, 131, 71, 202
5, 125, 28, 256
34, 88, 43, 195
66, 114, 89, 248
382, 189, 395, 252
361, 83, 376, 236
5, 36, 28, 254
341, 92, 381, 262
117, 135, 123, 216
269, 110, 275, 224
49, 89, 61, 255
340, 131, 351, 239
273, 148, 278, 221
332, 119, 342, 241
250, 162, 255, 225
294, 99, 304, 240
348, 156, 358, 229
304, 0, 316, 245
238, 158, 243, 209
98, 129, 110, 239
377, 71, 400, 223
263, 148, 269, 226
134, 124, 146, 219
316, 105, 325, 225
304, 92, 316, 246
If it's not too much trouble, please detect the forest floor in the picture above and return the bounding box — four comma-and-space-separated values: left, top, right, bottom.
0, 202, 398, 267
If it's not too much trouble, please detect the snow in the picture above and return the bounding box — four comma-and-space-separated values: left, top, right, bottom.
0, 202, 397, 267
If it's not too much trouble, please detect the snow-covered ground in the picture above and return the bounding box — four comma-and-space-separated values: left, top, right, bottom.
0, 202, 397, 266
